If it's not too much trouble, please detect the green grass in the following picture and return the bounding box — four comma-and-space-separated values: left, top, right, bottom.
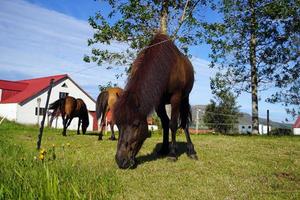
0, 120, 299, 200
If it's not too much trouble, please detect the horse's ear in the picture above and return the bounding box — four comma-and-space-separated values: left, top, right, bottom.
128, 93, 140, 109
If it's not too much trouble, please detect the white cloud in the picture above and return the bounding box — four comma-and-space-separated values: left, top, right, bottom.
0, 0, 125, 99
0, 0, 289, 123
0, 0, 215, 103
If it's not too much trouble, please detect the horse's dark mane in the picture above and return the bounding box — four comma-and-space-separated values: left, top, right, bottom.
114, 33, 180, 124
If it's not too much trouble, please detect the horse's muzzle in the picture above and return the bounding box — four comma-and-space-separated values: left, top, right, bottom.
115, 155, 136, 169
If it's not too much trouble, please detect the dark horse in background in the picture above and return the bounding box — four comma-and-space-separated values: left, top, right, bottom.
113, 33, 198, 169
49, 96, 89, 136
96, 87, 123, 140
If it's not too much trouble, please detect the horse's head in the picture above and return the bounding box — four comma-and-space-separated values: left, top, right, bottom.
115, 117, 149, 169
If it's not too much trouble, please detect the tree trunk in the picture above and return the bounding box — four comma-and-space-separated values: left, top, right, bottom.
249, 0, 259, 135
160, 0, 169, 34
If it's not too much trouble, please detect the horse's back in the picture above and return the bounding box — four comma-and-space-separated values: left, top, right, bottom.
107, 87, 123, 97
166, 49, 194, 100
107, 87, 123, 109
64, 96, 77, 115
76, 98, 87, 110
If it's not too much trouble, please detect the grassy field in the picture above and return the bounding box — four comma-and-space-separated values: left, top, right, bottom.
0, 120, 299, 200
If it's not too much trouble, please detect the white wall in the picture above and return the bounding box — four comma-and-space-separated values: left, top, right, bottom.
239, 124, 271, 134
0, 103, 18, 121
16, 78, 96, 131
293, 128, 300, 135
239, 124, 252, 134
259, 124, 271, 135
50, 112, 94, 131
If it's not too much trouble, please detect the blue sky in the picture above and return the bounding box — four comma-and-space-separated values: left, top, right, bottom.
0, 0, 293, 123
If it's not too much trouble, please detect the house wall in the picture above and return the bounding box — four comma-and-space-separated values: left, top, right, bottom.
239, 125, 252, 134
16, 78, 96, 131
0, 103, 18, 121
293, 128, 300, 135
239, 124, 271, 134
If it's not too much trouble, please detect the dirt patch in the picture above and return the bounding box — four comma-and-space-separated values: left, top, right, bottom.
275, 172, 296, 181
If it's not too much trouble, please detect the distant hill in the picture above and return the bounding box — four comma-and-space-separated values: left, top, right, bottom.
190, 105, 292, 129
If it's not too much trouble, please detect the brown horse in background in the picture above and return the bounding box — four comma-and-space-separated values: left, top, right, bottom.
49, 96, 89, 136
96, 87, 123, 140
113, 33, 197, 169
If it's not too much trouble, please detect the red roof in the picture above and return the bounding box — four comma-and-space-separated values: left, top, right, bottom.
293, 116, 300, 128
0, 74, 67, 104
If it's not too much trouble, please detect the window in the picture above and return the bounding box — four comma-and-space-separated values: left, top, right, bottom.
59, 92, 68, 99
61, 83, 68, 88
35, 107, 46, 116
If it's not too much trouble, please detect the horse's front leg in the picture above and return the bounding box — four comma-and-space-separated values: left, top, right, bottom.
168, 94, 181, 161
77, 118, 81, 135
156, 103, 170, 156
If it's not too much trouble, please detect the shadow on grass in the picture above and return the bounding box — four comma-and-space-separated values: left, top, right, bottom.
84, 132, 100, 136
137, 142, 189, 165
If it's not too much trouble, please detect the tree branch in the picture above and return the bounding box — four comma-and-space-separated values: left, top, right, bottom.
172, 0, 190, 39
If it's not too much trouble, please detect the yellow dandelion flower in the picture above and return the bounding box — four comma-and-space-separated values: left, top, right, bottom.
39, 154, 44, 160
40, 149, 46, 155
52, 144, 55, 147
33, 156, 37, 160
67, 143, 70, 147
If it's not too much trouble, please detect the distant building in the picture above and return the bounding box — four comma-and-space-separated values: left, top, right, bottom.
292, 117, 300, 135
239, 124, 271, 134
100, 110, 158, 132
0, 74, 97, 131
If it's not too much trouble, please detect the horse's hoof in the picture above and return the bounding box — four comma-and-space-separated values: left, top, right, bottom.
188, 154, 198, 160
109, 137, 116, 141
98, 137, 103, 141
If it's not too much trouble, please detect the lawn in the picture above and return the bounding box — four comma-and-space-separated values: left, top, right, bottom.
0, 120, 299, 200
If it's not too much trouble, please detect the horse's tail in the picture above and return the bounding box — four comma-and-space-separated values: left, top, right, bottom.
49, 98, 64, 111
49, 98, 64, 127
96, 91, 109, 123
179, 97, 192, 129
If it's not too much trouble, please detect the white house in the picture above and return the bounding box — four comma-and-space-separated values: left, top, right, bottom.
293, 117, 300, 135
0, 74, 98, 131
239, 124, 271, 134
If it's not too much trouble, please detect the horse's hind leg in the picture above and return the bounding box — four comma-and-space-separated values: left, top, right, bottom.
98, 123, 104, 140
156, 103, 169, 155
168, 94, 182, 161
183, 128, 198, 159
109, 123, 116, 140
181, 97, 198, 160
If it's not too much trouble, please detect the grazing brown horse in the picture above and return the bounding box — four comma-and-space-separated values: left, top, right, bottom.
113, 33, 197, 169
96, 87, 123, 140
49, 96, 89, 136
